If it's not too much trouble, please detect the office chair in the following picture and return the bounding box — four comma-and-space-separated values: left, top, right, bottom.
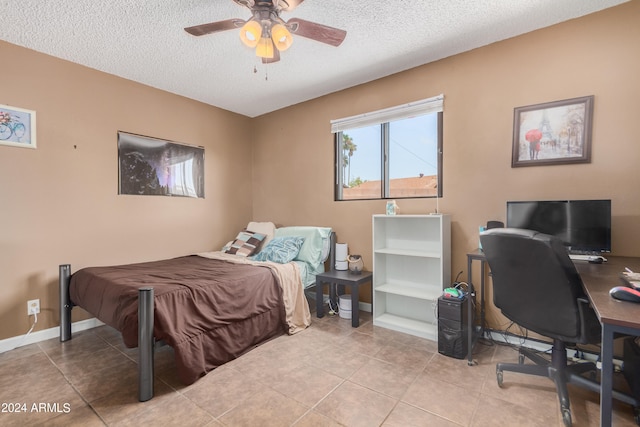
486, 220, 504, 229
480, 228, 637, 427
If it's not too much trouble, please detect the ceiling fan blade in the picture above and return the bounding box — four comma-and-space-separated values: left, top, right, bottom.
287, 18, 346, 47
262, 48, 281, 64
184, 19, 244, 37
277, 0, 304, 11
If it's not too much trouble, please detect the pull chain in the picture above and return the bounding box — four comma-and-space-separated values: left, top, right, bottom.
252, 64, 268, 81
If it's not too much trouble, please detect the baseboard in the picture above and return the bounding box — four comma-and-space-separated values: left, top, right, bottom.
485, 329, 558, 353
0, 318, 104, 354
358, 301, 372, 312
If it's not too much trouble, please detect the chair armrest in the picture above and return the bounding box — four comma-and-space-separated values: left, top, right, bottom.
577, 297, 601, 344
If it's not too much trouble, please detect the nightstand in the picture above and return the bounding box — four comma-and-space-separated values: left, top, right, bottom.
315, 270, 373, 327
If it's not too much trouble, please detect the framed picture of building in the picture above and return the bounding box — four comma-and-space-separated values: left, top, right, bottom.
512, 95, 594, 167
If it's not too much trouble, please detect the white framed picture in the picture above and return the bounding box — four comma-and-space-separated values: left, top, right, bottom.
0, 104, 37, 149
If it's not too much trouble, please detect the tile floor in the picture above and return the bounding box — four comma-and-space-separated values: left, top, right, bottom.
0, 306, 638, 426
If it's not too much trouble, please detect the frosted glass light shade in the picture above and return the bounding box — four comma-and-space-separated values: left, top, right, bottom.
271, 24, 292, 51
240, 20, 262, 48
255, 37, 274, 58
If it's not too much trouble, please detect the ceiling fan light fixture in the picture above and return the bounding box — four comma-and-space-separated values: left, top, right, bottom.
186, 0, 347, 64
271, 24, 292, 51
239, 20, 262, 48
255, 37, 275, 58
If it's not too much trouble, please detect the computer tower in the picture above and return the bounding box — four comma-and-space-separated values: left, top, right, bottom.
438, 296, 469, 359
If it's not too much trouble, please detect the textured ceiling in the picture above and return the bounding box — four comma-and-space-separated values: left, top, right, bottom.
0, 0, 628, 117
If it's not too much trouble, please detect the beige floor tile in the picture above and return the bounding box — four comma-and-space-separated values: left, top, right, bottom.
224, 344, 308, 385
424, 352, 492, 394
372, 341, 435, 370
0, 352, 67, 400
270, 363, 344, 407
382, 402, 459, 427
491, 341, 525, 363
0, 374, 87, 426
115, 394, 214, 426
353, 321, 397, 338
315, 381, 397, 427
218, 387, 309, 427
311, 319, 361, 342
292, 409, 345, 426
69, 359, 139, 403
39, 330, 112, 355
1, 320, 638, 426
469, 340, 498, 364
349, 357, 422, 399
471, 393, 559, 427
567, 383, 638, 427
402, 372, 480, 426
41, 404, 106, 427
335, 330, 387, 356
299, 343, 372, 379
183, 365, 265, 417
89, 380, 178, 424
47, 345, 134, 382
91, 324, 125, 344
480, 362, 560, 410
0, 342, 41, 363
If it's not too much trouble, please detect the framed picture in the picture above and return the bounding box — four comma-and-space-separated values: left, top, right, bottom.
118, 131, 205, 198
512, 95, 594, 167
0, 104, 37, 149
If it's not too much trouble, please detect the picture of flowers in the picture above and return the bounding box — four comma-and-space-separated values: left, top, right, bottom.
0, 104, 36, 149
511, 95, 593, 167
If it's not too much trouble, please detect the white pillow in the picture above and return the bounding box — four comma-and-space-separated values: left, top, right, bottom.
247, 221, 276, 247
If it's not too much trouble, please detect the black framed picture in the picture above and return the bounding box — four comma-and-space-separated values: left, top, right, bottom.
118, 131, 204, 198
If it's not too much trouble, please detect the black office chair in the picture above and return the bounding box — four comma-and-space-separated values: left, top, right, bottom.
486, 220, 504, 229
480, 228, 637, 427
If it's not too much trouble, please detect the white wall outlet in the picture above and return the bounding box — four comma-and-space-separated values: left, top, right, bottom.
27, 299, 40, 315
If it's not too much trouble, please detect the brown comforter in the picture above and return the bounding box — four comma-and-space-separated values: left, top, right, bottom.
70, 254, 307, 384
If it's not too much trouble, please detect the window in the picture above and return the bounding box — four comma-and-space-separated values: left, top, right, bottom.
332, 95, 443, 201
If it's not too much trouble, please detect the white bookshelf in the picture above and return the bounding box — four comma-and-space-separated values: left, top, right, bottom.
372, 214, 451, 340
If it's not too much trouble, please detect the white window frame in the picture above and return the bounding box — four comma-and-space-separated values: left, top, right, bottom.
331, 94, 444, 200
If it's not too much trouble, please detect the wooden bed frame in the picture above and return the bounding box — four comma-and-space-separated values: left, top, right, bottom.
58, 232, 336, 402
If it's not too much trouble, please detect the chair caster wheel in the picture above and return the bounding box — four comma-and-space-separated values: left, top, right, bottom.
562, 408, 572, 427
496, 369, 503, 387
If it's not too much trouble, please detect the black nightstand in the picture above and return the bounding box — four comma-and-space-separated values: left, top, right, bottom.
315, 270, 373, 327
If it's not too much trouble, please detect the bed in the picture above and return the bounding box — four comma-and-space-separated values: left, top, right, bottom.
59, 224, 335, 401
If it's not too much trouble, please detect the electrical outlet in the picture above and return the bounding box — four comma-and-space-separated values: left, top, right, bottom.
27, 299, 40, 315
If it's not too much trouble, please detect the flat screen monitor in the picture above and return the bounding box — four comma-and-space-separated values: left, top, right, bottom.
506, 199, 611, 253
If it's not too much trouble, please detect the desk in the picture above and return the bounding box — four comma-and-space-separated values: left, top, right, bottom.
315, 270, 373, 328
466, 250, 487, 366
574, 256, 640, 427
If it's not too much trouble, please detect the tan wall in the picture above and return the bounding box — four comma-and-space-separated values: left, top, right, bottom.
1, 2, 639, 342
0, 41, 255, 339
251, 2, 640, 330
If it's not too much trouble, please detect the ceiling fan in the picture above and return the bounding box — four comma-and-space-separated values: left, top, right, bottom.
184, 0, 347, 63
